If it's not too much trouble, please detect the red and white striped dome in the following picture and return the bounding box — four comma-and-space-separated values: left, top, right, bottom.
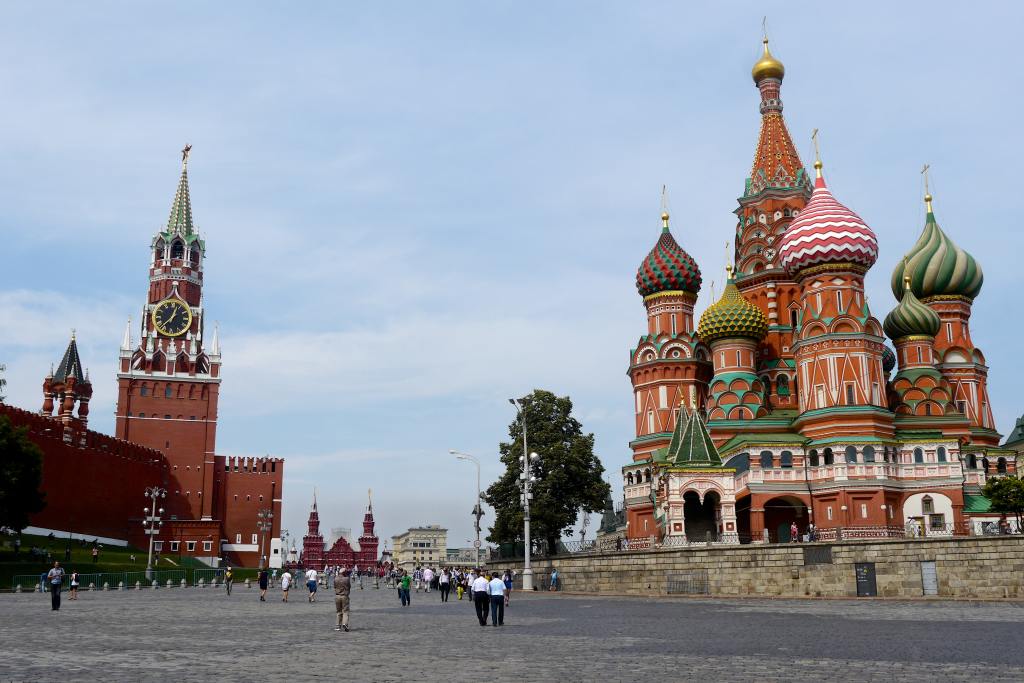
779, 174, 878, 276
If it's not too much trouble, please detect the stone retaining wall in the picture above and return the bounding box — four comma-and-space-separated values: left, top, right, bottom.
502, 536, 1024, 598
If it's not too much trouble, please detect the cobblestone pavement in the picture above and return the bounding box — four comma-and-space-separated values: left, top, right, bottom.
2, 585, 1023, 682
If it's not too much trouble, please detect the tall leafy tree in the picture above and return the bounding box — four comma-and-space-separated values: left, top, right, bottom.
485, 390, 610, 554
0, 415, 47, 532
982, 475, 1024, 531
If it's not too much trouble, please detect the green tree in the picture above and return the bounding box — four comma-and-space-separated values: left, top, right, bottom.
982, 475, 1024, 532
0, 415, 47, 532
485, 390, 610, 554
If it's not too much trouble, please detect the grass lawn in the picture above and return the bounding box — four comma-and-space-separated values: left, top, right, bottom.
0, 532, 260, 589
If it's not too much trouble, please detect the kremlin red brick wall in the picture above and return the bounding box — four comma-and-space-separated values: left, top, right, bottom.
3, 403, 168, 541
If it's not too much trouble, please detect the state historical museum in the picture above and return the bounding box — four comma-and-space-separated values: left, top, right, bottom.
6, 150, 283, 567
621, 39, 1018, 544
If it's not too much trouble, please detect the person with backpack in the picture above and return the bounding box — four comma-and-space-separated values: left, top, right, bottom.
225, 567, 235, 596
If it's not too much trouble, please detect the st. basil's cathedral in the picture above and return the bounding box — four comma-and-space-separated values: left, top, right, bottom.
621, 38, 1017, 544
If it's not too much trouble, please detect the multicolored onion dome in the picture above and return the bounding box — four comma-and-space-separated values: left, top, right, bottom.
698, 275, 768, 344
889, 202, 983, 302
779, 169, 879, 276
636, 212, 702, 297
752, 38, 785, 83
882, 345, 896, 374
884, 277, 941, 341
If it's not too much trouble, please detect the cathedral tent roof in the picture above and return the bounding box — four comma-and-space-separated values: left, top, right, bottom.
665, 404, 723, 467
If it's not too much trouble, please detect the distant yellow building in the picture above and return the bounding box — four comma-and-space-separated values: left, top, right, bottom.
391, 525, 447, 570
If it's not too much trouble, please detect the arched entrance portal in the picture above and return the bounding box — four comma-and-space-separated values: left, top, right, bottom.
684, 490, 721, 541
763, 496, 807, 543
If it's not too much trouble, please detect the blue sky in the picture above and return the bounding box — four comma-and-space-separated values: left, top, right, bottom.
2, 3, 1021, 552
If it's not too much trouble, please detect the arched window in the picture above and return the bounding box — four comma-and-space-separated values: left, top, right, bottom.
154, 239, 165, 260
968, 454, 977, 469
922, 496, 934, 515
845, 446, 858, 464
627, 472, 634, 485
776, 375, 790, 396
937, 446, 947, 463
760, 451, 773, 469
823, 448, 834, 466
165, 385, 172, 398
998, 457, 1008, 474
913, 448, 924, 464
863, 446, 876, 463
189, 246, 200, 265
644, 468, 651, 483
171, 240, 185, 260
808, 449, 819, 467
780, 450, 793, 468
138, 413, 145, 418
982, 457, 990, 473
140, 384, 148, 397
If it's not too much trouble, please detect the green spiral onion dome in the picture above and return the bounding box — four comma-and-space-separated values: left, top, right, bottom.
698, 275, 768, 344
882, 345, 896, 374
636, 212, 703, 297
890, 203, 983, 301
884, 278, 941, 341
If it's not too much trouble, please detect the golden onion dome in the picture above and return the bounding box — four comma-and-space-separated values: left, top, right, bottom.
697, 270, 768, 345
752, 38, 785, 84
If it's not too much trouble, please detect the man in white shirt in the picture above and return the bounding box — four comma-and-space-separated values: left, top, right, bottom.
306, 567, 319, 602
472, 573, 490, 626
281, 570, 292, 602
422, 566, 434, 593
488, 572, 508, 627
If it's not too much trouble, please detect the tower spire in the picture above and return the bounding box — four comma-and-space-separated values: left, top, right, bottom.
811, 128, 824, 180
660, 185, 670, 231
166, 144, 195, 235
921, 163, 933, 213
121, 318, 132, 352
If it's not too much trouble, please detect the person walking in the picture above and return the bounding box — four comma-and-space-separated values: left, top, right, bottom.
257, 568, 269, 601
399, 569, 411, 607
413, 566, 423, 592
503, 569, 513, 605
422, 566, 434, 594
306, 567, 319, 603
488, 572, 507, 627
281, 569, 292, 602
47, 562, 64, 611
472, 572, 490, 626
549, 568, 559, 591
69, 570, 80, 601
225, 566, 235, 596
91, 547, 99, 564
439, 568, 451, 603
334, 568, 352, 632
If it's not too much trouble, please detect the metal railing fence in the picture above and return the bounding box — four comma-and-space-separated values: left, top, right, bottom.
12, 569, 187, 592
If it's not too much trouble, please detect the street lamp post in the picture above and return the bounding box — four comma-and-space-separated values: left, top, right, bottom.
450, 450, 483, 569
510, 398, 540, 591
256, 508, 273, 570
143, 486, 166, 581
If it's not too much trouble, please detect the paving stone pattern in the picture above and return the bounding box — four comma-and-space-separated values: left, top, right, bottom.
2, 585, 1023, 681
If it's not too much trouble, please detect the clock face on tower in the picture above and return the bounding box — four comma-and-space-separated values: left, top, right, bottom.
152, 299, 193, 337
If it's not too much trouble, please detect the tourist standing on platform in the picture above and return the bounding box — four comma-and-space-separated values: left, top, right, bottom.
281, 569, 292, 602
790, 521, 799, 543
69, 571, 80, 600
439, 568, 451, 602
422, 566, 434, 593
306, 567, 319, 603
258, 569, 270, 602
334, 568, 352, 632
225, 567, 234, 596
488, 572, 507, 627
472, 573, 490, 626
47, 562, 64, 611
399, 570, 411, 607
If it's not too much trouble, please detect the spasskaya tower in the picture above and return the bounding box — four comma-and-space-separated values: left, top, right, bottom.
115, 145, 222, 521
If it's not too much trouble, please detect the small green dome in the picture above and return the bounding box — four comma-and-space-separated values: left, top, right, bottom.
891, 208, 983, 301
884, 278, 941, 341
698, 277, 768, 344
